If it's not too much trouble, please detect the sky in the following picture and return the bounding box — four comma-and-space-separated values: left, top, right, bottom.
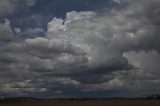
0, 0, 160, 98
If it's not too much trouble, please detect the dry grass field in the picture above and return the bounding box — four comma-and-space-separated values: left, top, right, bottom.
0, 99, 160, 106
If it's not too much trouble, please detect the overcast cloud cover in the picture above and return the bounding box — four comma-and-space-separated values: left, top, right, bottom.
0, 0, 160, 98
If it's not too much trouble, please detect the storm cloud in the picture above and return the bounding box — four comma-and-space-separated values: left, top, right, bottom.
0, 0, 160, 97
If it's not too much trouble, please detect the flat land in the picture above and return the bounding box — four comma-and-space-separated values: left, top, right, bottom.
0, 99, 160, 106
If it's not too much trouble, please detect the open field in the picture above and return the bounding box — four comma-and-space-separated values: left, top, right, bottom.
0, 99, 160, 106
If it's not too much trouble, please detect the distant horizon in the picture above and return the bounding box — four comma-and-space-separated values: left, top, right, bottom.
1, 94, 160, 99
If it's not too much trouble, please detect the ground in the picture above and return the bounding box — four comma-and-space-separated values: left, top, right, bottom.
0, 99, 160, 106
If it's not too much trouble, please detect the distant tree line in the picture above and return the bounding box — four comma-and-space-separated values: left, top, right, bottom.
146, 94, 160, 99
0, 94, 160, 103
0, 97, 41, 103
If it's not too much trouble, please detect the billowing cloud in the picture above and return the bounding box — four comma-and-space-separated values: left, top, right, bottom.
0, 0, 160, 97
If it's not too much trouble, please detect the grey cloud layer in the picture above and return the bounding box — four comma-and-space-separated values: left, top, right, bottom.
0, 0, 160, 97
0, 0, 36, 16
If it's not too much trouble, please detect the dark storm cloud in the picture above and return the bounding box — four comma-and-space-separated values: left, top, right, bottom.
0, 0, 160, 97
